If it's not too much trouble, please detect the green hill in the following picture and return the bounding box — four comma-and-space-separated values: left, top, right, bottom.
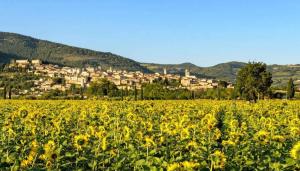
142, 62, 300, 87
141, 61, 246, 81
0, 32, 151, 72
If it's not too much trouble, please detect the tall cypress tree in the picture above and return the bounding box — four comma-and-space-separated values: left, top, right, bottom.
140, 85, 144, 100
134, 85, 137, 101
8, 86, 11, 99
80, 87, 84, 99
121, 87, 124, 101
3, 86, 6, 99
287, 78, 295, 99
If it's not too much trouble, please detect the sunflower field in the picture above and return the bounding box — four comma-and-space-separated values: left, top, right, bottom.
0, 100, 299, 170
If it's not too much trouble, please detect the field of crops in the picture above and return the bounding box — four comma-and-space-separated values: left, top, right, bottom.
0, 100, 299, 170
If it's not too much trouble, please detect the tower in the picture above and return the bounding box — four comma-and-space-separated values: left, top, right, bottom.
185, 68, 190, 77
163, 68, 167, 75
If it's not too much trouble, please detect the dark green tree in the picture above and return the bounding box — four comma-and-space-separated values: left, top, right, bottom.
218, 80, 228, 88
70, 84, 77, 94
87, 78, 118, 97
140, 85, 144, 100
121, 87, 124, 101
286, 78, 295, 99
80, 87, 84, 99
143, 83, 165, 100
8, 85, 11, 99
235, 62, 273, 102
3, 86, 6, 99
217, 87, 221, 100
134, 85, 137, 101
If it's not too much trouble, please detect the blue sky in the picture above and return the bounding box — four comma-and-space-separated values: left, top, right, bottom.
1, 0, 300, 66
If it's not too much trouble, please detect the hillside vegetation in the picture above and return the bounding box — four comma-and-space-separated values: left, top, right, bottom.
0, 32, 150, 72
142, 62, 245, 81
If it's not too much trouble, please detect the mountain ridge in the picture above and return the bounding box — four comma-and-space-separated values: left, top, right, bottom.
0, 31, 151, 72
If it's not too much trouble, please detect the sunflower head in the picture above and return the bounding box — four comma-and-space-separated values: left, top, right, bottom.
74, 134, 89, 150
254, 130, 269, 144
40, 140, 59, 165
272, 135, 285, 143
211, 150, 227, 169
145, 136, 156, 147
44, 140, 55, 153
181, 161, 200, 169
167, 163, 180, 171
290, 141, 300, 160
222, 140, 236, 147
20, 159, 30, 168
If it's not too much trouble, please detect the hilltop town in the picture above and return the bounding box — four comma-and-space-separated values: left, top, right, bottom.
1, 59, 234, 98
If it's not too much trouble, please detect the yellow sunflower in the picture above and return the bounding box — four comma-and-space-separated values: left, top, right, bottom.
211, 150, 227, 169
181, 161, 200, 169
40, 140, 58, 164
290, 141, 300, 160
167, 163, 180, 171
74, 134, 89, 150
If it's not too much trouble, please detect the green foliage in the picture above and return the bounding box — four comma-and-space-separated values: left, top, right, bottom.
235, 62, 273, 102
2, 86, 6, 99
195, 88, 235, 100
218, 80, 228, 88
142, 83, 192, 100
287, 78, 295, 99
143, 83, 165, 100
52, 77, 65, 85
87, 78, 118, 97
41, 89, 67, 99
0, 73, 38, 96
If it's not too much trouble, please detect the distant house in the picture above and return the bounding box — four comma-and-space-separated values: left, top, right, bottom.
16, 59, 29, 64
15, 60, 30, 68
181, 77, 193, 87
32, 59, 42, 65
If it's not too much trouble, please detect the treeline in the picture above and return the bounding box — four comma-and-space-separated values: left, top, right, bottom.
0, 73, 38, 99
81, 78, 237, 100
0, 76, 298, 100
0, 62, 299, 101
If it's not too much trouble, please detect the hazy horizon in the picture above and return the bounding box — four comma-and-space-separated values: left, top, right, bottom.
1, 0, 300, 66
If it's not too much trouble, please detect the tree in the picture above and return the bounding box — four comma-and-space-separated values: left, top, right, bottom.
3, 86, 6, 99
218, 80, 228, 88
0, 63, 5, 72
143, 83, 165, 100
87, 78, 118, 97
140, 85, 144, 100
70, 84, 77, 94
235, 62, 273, 102
8, 85, 11, 99
287, 78, 295, 99
134, 85, 137, 101
80, 87, 84, 99
53, 77, 65, 85
121, 87, 124, 100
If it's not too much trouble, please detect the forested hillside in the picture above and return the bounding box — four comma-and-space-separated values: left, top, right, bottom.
0, 32, 150, 72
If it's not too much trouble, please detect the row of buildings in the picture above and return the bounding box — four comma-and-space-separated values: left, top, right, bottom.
8, 59, 234, 93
